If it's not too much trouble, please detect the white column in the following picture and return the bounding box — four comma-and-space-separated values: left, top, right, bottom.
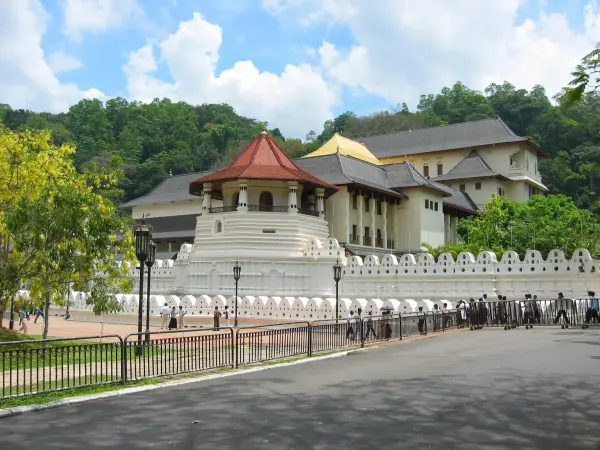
370, 197, 376, 247
382, 201, 388, 249
288, 182, 298, 213
202, 183, 212, 214
316, 188, 325, 218
357, 194, 363, 245
393, 202, 400, 249
237, 182, 248, 212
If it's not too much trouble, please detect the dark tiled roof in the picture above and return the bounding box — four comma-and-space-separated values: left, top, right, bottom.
121, 172, 213, 208
360, 118, 537, 158
135, 215, 198, 235
428, 181, 478, 214
190, 132, 338, 193
432, 150, 509, 182
295, 154, 404, 198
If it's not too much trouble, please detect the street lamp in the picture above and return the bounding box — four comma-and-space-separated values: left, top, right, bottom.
145, 241, 156, 342
233, 260, 241, 327
333, 259, 343, 327
134, 219, 151, 355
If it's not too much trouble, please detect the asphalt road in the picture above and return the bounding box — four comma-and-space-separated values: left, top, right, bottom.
1, 327, 600, 450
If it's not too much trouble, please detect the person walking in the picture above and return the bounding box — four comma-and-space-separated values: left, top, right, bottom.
213, 306, 222, 329
553, 292, 571, 326
168, 306, 178, 330
34, 307, 44, 324
346, 311, 355, 340
224, 305, 231, 327
417, 306, 426, 334
365, 311, 377, 339
160, 304, 170, 329
178, 305, 187, 329
585, 291, 599, 324
18, 310, 28, 334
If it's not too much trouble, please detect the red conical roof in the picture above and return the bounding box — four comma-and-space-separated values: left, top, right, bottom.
189, 131, 338, 193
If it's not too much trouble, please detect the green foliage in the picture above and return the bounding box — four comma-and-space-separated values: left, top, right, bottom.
448, 194, 600, 259
1, 73, 600, 222
86, 279, 123, 316
559, 44, 600, 106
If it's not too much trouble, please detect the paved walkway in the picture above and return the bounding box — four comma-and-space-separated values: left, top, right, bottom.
1, 327, 600, 449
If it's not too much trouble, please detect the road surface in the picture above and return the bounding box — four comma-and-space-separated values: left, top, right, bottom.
1, 327, 599, 449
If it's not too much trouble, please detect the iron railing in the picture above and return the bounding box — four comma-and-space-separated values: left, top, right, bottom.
209, 206, 238, 213
0, 335, 123, 399
247, 205, 289, 213
7, 303, 596, 400
298, 208, 320, 217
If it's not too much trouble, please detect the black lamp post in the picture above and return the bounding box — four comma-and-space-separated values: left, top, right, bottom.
233, 260, 241, 327
145, 241, 156, 343
134, 219, 151, 355
333, 259, 342, 329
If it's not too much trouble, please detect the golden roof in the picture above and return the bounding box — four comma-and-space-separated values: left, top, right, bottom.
302, 133, 382, 166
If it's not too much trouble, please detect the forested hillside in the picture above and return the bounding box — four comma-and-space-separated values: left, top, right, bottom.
1, 80, 599, 216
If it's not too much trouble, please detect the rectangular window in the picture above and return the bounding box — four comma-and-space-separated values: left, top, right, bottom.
434, 202, 439, 211
377, 201, 382, 215
437, 163, 443, 176
365, 199, 370, 212
475, 182, 482, 190
423, 165, 429, 177
459, 184, 466, 192
352, 194, 358, 209
425, 199, 429, 209
352, 224, 357, 237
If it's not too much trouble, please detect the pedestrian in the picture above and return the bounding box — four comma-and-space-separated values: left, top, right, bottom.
64, 308, 71, 320
178, 305, 187, 329
532, 295, 541, 324
18, 310, 28, 334
365, 311, 377, 339
224, 305, 231, 327
553, 292, 571, 326
585, 291, 599, 324
417, 306, 426, 334
168, 306, 178, 330
213, 306, 222, 329
160, 304, 170, 329
356, 307, 363, 340
346, 310, 355, 340
383, 310, 392, 340
34, 307, 44, 324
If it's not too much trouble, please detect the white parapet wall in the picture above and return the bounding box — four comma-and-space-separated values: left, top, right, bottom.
52, 243, 600, 322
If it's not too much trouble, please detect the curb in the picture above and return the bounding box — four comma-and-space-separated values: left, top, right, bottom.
0, 350, 351, 419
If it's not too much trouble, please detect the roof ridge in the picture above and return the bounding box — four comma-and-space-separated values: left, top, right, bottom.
359, 117, 500, 140
495, 117, 517, 136
336, 152, 354, 183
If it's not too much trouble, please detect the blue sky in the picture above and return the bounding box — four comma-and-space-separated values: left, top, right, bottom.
1, 0, 597, 138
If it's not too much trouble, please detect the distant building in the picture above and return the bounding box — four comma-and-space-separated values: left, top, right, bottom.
121, 118, 547, 259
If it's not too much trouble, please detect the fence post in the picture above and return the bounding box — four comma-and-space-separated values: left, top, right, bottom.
424, 312, 428, 335
234, 329, 239, 369
308, 321, 313, 357
360, 319, 365, 348
399, 313, 403, 340
121, 335, 128, 384
230, 328, 235, 369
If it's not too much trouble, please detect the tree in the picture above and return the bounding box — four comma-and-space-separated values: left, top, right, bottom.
559, 44, 600, 106
3, 130, 134, 337
454, 194, 600, 258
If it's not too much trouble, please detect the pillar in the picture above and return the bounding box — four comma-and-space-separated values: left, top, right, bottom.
382, 201, 388, 249
357, 194, 363, 245
237, 182, 248, 212
288, 182, 298, 213
393, 202, 400, 249
370, 197, 376, 247
202, 183, 212, 215
316, 188, 325, 218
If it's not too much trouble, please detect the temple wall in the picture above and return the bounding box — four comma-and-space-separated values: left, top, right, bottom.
61, 241, 600, 320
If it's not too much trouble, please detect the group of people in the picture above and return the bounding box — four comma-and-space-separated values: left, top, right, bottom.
346, 308, 393, 341
160, 305, 187, 330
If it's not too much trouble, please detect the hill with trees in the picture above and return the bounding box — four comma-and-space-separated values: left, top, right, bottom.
1, 71, 600, 217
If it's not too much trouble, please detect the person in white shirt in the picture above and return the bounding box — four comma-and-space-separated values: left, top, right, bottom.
346, 311, 355, 340
160, 305, 171, 329
178, 306, 187, 329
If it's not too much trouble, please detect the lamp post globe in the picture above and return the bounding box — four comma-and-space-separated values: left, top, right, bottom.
144, 240, 156, 343
233, 261, 241, 327
134, 218, 151, 355
333, 259, 342, 328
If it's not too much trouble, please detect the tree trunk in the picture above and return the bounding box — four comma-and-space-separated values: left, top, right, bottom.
43, 279, 51, 340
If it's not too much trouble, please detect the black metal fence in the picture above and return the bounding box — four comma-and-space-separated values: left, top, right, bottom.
0, 311, 460, 400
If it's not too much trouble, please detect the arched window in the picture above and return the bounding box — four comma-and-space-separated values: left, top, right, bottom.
232, 192, 239, 207
259, 191, 273, 211
215, 221, 222, 233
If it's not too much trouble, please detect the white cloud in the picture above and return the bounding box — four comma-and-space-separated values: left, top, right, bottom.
264, 0, 600, 106
62, 0, 143, 40
47, 51, 83, 73
0, 0, 104, 112
123, 12, 338, 138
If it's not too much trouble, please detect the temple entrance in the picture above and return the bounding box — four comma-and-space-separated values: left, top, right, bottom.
259, 191, 274, 211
